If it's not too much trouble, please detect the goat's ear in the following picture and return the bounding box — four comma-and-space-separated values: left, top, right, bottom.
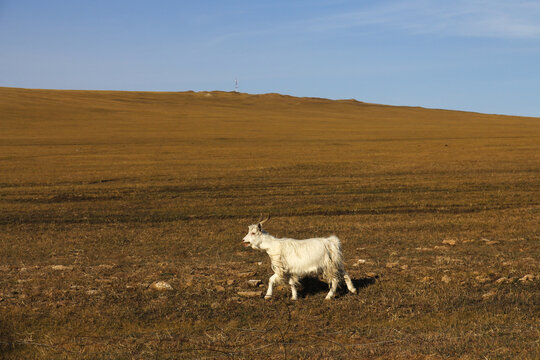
257, 223, 262, 231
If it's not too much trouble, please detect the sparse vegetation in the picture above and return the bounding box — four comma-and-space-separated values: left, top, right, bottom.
0, 87, 538, 359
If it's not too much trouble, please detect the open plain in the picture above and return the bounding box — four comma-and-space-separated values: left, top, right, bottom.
0, 87, 539, 359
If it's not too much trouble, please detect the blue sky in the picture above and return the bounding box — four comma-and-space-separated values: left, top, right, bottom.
1, 0, 540, 116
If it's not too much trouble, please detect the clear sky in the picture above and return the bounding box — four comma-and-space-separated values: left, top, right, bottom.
1, 0, 540, 116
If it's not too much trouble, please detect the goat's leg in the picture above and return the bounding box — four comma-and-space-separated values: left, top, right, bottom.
325, 278, 338, 300
265, 274, 278, 299
344, 272, 357, 294
288, 277, 299, 300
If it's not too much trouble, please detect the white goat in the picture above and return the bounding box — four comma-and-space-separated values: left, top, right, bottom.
242, 216, 357, 300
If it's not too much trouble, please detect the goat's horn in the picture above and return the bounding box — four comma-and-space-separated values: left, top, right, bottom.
259, 214, 270, 225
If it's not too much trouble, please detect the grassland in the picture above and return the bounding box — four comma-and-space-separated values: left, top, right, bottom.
0, 86, 538, 359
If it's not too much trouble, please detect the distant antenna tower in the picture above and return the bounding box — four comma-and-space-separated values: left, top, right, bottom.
234, 78, 239, 92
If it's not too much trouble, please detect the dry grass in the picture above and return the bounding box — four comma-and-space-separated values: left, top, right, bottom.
0, 87, 539, 359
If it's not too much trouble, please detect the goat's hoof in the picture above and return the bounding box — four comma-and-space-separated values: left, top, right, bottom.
264, 295, 272, 300
351, 289, 357, 294
291, 297, 298, 301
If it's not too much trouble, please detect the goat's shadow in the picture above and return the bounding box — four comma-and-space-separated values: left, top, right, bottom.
299, 276, 377, 298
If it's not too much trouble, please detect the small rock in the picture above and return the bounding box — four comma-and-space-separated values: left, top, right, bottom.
441, 275, 451, 283
475, 275, 491, 284
353, 259, 366, 267
442, 239, 457, 246
519, 274, 535, 282
226, 279, 235, 286
237, 290, 263, 298
96, 264, 114, 269
481, 238, 499, 245
150, 281, 174, 291
366, 272, 377, 278
400, 265, 409, 270
215, 285, 225, 292
51, 265, 73, 271
257, 262, 263, 266
247, 280, 262, 287
237, 271, 256, 278
421, 276, 433, 283
482, 290, 496, 300
386, 262, 398, 269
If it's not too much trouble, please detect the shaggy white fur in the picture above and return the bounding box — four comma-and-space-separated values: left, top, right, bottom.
242, 218, 356, 300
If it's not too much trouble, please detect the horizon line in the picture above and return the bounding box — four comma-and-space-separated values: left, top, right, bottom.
2, 85, 539, 119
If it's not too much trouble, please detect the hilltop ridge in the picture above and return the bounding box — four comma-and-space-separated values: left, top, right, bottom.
2, 86, 538, 118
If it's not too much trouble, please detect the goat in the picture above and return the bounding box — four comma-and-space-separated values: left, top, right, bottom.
242, 215, 356, 300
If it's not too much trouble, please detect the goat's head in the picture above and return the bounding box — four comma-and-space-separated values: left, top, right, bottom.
242, 215, 270, 250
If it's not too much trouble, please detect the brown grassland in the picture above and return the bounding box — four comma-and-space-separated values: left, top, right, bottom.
0, 87, 538, 359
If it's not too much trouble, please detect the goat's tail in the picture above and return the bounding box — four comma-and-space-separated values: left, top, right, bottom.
322, 235, 345, 282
